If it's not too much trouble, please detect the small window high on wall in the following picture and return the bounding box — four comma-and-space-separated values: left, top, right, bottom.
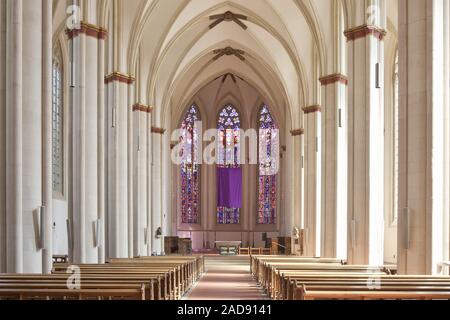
52, 57, 63, 194
257, 104, 278, 224
217, 104, 241, 224
180, 105, 201, 224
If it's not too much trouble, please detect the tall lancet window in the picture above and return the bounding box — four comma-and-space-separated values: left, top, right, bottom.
217, 105, 241, 224
180, 105, 201, 224
52, 56, 63, 194
257, 105, 278, 224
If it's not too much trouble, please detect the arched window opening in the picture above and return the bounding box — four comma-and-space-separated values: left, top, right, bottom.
52, 56, 63, 194
217, 104, 241, 224
180, 105, 201, 224
257, 104, 278, 224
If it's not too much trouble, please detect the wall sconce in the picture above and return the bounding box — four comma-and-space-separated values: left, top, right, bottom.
375, 63, 381, 88
293, 226, 300, 239
155, 227, 162, 239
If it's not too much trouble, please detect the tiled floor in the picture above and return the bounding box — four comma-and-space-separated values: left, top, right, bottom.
183, 255, 269, 300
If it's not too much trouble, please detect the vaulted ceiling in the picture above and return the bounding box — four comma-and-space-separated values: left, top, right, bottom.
53, 0, 398, 131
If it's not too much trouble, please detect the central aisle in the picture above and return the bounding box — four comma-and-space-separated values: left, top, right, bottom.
183, 256, 269, 300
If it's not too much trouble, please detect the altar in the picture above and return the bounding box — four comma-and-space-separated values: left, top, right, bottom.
214, 241, 242, 256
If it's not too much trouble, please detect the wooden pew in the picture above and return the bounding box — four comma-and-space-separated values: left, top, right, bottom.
0, 274, 158, 300
0, 256, 204, 301
113, 256, 205, 286
0, 286, 147, 300
250, 256, 344, 278
285, 274, 450, 300
251, 256, 391, 299
109, 255, 205, 284
295, 280, 450, 300
53, 256, 204, 299
266, 265, 388, 299
52, 265, 178, 300
252, 255, 450, 300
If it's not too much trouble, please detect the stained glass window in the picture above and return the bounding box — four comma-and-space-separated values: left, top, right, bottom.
52, 57, 63, 194
258, 105, 278, 224
217, 104, 241, 224
180, 105, 201, 224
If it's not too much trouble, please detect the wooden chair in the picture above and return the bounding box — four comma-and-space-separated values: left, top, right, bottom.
250, 248, 261, 255
239, 247, 250, 255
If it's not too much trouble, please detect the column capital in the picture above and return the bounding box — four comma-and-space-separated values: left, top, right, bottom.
151, 127, 166, 135
290, 129, 304, 136
302, 105, 321, 114
344, 25, 387, 42
319, 74, 348, 86
132, 104, 153, 113
105, 72, 135, 85
66, 21, 108, 40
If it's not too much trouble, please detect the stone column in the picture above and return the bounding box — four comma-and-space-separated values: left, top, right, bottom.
290, 130, 303, 254
41, 0, 53, 273
97, 27, 106, 264
127, 85, 134, 258
20, 0, 41, 273
445, 0, 450, 272
146, 112, 153, 255
0, 0, 7, 273
282, 132, 292, 238
294, 134, 303, 232
319, 74, 348, 260
84, 31, 99, 264
161, 119, 172, 239
151, 127, 165, 254
106, 72, 134, 258
133, 104, 151, 256
5, 0, 24, 273
345, 22, 386, 265
302, 107, 321, 257
398, 0, 450, 275
1, 0, 55, 273
67, 21, 105, 264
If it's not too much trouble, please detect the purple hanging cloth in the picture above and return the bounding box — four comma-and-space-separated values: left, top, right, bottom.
217, 167, 242, 208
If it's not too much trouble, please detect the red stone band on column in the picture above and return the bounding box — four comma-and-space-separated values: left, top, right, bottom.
344, 25, 387, 41
105, 72, 135, 85
290, 129, 304, 136
151, 127, 166, 134
302, 105, 321, 114
132, 104, 153, 113
66, 22, 108, 40
319, 73, 348, 86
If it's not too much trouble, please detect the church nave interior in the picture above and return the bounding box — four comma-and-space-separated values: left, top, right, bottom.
0, 0, 450, 303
